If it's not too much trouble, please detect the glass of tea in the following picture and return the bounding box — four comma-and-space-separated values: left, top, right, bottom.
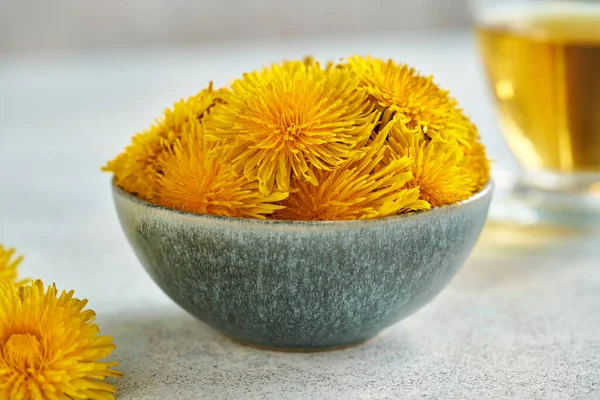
471, 0, 600, 225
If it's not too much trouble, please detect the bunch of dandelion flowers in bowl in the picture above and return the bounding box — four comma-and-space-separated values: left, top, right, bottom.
104, 56, 491, 220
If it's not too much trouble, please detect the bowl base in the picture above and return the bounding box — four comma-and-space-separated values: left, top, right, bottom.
226, 335, 375, 353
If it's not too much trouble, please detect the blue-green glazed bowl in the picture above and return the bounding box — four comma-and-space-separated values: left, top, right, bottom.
113, 181, 493, 351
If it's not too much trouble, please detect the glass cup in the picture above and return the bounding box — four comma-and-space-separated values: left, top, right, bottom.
470, 0, 600, 226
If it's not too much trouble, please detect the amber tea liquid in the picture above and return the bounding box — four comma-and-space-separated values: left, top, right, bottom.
477, 9, 600, 172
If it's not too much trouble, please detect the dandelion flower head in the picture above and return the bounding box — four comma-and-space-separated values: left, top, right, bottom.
205, 61, 378, 194
156, 132, 288, 219
0, 280, 121, 400
103, 83, 219, 201
278, 119, 430, 220
385, 116, 476, 207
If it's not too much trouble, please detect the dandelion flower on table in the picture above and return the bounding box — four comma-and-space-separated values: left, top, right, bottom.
385, 117, 476, 207
276, 119, 430, 221
205, 61, 378, 195
156, 132, 288, 219
0, 280, 121, 400
0, 244, 27, 287
103, 83, 220, 202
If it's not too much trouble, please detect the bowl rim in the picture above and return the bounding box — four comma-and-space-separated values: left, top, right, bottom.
112, 178, 493, 227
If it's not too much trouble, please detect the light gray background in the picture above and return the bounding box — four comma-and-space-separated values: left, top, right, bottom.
0, 0, 470, 54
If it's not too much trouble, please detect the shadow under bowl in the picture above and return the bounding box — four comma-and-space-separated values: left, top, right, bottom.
112, 181, 493, 351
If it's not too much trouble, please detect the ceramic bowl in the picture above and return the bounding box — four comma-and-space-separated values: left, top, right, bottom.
113, 180, 493, 351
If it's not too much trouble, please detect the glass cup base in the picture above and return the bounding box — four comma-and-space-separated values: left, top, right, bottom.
489, 170, 600, 228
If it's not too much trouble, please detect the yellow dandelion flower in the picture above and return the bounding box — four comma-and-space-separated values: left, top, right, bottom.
103, 83, 220, 201
0, 245, 27, 287
347, 55, 484, 152
205, 61, 377, 195
156, 133, 288, 219
276, 121, 430, 220
0, 280, 121, 400
347, 56, 457, 132
386, 117, 476, 207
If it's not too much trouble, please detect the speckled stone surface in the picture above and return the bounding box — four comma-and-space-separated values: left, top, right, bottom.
99, 224, 600, 399
112, 182, 492, 350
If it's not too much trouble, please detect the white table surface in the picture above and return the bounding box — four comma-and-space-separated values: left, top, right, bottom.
1, 31, 599, 399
